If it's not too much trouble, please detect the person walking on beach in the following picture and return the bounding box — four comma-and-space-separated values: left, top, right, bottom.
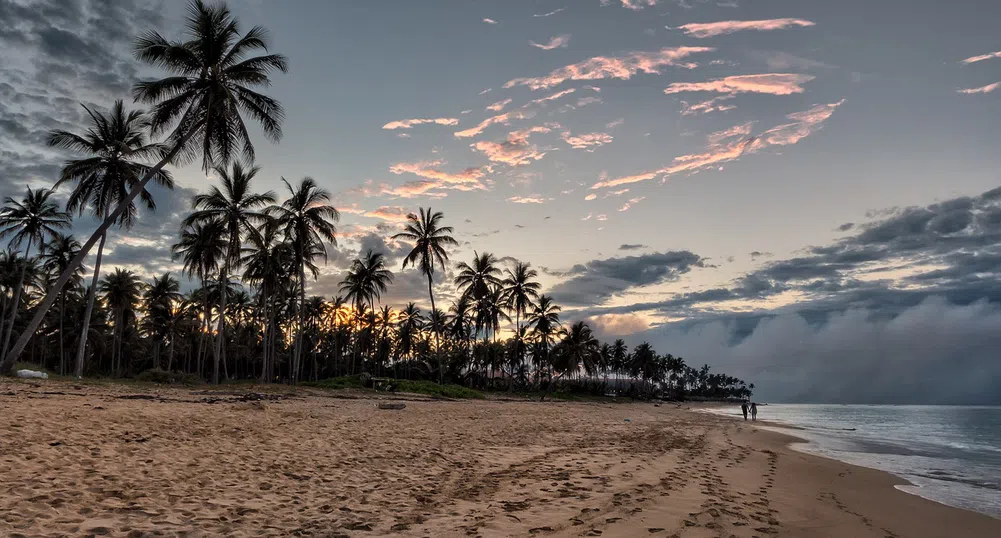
741, 401, 748, 420
750, 402, 758, 421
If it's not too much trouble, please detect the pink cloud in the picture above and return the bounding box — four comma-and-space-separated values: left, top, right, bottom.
529, 88, 576, 106
508, 195, 548, 204
382, 117, 459, 130
592, 100, 844, 190
607, 188, 630, 197
961, 51, 1001, 64
585, 193, 597, 201
618, 197, 646, 212
534, 8, 566, 17
958, 82, 1001, 94
385, 160, 488, 198
596, 214, 608, 221
606, 118, 625, 129
504, 46, 714, 90
531, 35, 571, 50
679, 95, 736, 116
486, 98, 512, 112
483, 18, 498, 24
678, 18, 815, 38
470, 124, 555, 166
339, 204, 411, 223
562, 131, 614, 151
576, 96, 603, 107
665, 73, 814, 95
582, 213, 593, 221
454, 110, 533, 138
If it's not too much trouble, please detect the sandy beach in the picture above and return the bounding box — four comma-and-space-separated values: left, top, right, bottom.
1, 380, 998, 538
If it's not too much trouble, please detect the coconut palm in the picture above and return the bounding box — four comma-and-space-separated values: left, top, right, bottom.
552, 321, 600, 379
184, 161, 275, 373
100, 268, 144, 376
0, 187, 71, 363
272, 177, 338, 383
2, 0, 289, 372
501, 261, 540, 375
45, 100, 173, 377
527, 294, 561, 382
241, 221, 294, 382
41, 234, 84, 375
142, 273, 183, 369
392, 208, 457, 384
172, 220, 227, 382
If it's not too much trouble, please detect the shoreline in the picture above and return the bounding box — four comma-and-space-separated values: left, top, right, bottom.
2, 380, 1000, 537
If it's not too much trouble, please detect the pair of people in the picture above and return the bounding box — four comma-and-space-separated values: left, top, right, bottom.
740, 400, 757, 421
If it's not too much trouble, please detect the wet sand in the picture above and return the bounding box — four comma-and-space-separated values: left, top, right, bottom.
1, 379, 999, 537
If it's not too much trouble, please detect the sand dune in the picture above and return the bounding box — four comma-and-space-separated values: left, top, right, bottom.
1, 380, 998, 537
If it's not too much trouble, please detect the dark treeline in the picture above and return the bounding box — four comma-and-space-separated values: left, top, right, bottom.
0, 1, 752, 401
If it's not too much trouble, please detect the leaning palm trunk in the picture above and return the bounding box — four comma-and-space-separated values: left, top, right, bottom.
427, 275, 442, 385
0, 236, 33, 364
213, 265, 228, 384
73, 230, 107, 378
0, 125, 199, 375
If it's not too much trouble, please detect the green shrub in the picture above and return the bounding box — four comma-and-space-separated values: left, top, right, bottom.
394, 380, 484, 399
136, 368, 202, 385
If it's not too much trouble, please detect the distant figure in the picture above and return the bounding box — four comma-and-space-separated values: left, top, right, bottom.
740, 401, 748, 420
751, 402, 758, 421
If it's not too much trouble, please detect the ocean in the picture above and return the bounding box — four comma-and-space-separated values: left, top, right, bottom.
706, 404, 1001, 519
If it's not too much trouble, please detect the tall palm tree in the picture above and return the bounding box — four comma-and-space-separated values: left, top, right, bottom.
100, 268, 144, 376
41, 234, 84, 375
392, 208, 457, 384
2, 0, 289, 373
552, 321, 600, 380
0, 187, 71, 363
184, 161, 275, 375
527, 294, 561, 382
501, 261, 540, 375
241, 221, 294, 382
272, 177, 338, 384
172, 220, 227, 381
142, 273, 183, 369
397, 302, 422, 368
340, 250, 394, 313
46, 100, 173, 378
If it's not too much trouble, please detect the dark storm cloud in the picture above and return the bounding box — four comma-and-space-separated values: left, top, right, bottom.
549, 250, 707, 306
618, 243, 647, 251
0, 0, 166, 198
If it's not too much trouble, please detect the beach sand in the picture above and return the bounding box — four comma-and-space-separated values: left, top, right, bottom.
1, 380, 999, 537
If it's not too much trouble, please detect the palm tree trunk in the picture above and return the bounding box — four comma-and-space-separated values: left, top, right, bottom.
167, 328, 175, 371
72, 231, 107, 378
292, 258, 307, 384
258, 286, 270, 383
0, 124, 200, 374
58, 293, 66, 375
1, 236, 33, 364
426, 273, 443, 385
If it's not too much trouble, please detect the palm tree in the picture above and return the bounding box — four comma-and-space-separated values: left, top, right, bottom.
2, 0, 289, 373
184, 161, 275, 376
100, 268, 144, 376
392, 208, 457, 384
46, 100, 173, 378
397, 302, 422, 370
527, 294, 561, 383
272, 177, 338, 384
143, 273, 183, 369
340, 250, 394, 312
241, 221, 294, 382
552, 321, 600, 381
501, 261, 540, 378
172, 220, 227, 381
0, 187, 71, 363
41, 234, 83, 375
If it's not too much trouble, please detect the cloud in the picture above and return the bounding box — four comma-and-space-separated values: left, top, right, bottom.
596, 214, 608, 221
751, 51, 836, 71
454, 110, 533, 138
339, 204, 412, 223
504, 46, 714, 90
665, 73, 815, 96
606, 118, 625, 129
549, 250, 707, 306
679, 96, 736, 116
585, 193, 598, 201
482, 18, 498, 24
469, 124, 555, 166
507, 195, 549, 204
575, 96, 602, 107
587, 313, 651, 337
383, 160, 487, 197
592, 100, 843, 190
529, 88, 576, 106
562, 131, 614, 151
531, 35, 570, 50
958, 82, 1001, 94
382, 117, 459, 130
620, 244, 648, 251
486, 98, 512, 112
618, 197, 646, 212
677, 18, 815, 38
961, 51, 1001, 64
620, 0, 658, 9
534, 8, 566, 17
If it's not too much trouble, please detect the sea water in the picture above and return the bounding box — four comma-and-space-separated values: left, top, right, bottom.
707, 404, 1001, 519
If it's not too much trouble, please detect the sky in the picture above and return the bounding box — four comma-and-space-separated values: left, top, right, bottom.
1, 0, 1001, 403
